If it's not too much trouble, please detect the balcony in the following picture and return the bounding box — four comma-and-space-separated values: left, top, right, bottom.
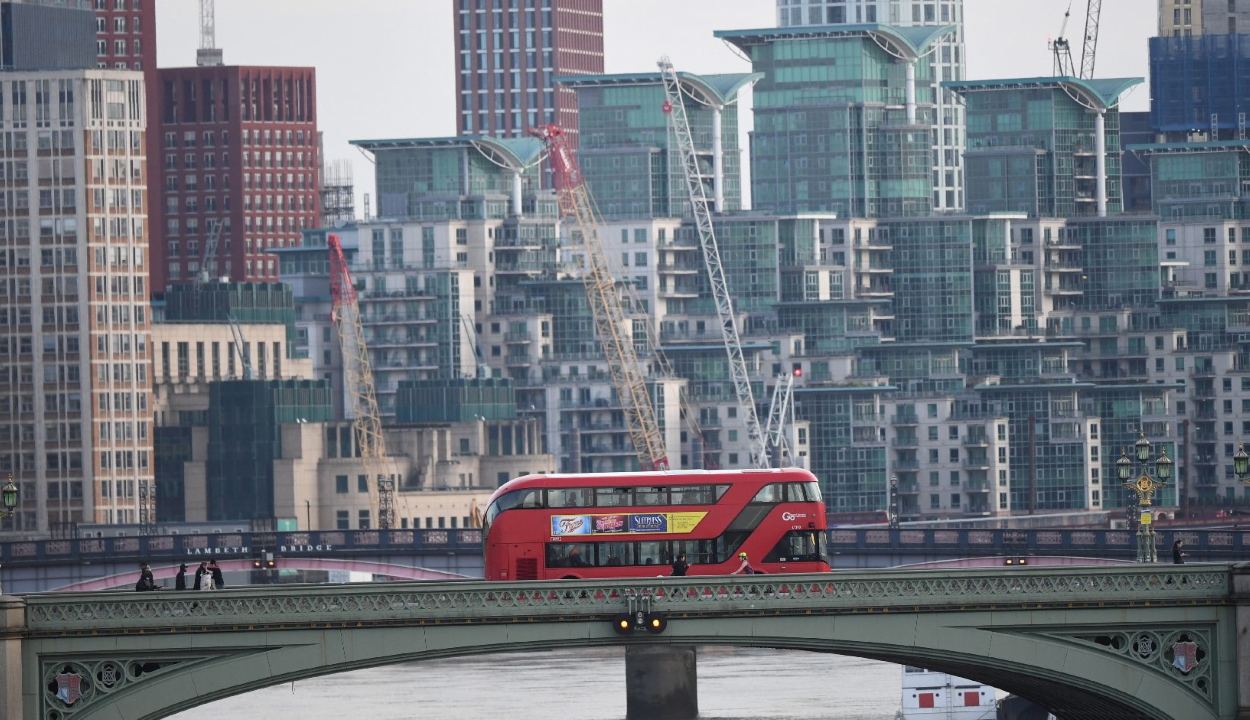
891, 437, 919, 448
504, 332, 531, 344
891, 413, 919, 426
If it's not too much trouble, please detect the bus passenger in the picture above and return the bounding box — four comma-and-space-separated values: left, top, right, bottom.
671, 553, 689, 577
731, 552, 754, 575
568, 547, 590, 567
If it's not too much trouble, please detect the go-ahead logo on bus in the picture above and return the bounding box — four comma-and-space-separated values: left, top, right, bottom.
552, 512, 706, 536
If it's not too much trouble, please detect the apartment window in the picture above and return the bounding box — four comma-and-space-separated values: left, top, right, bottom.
336, 510, 349, 529
335, 475, 348, 493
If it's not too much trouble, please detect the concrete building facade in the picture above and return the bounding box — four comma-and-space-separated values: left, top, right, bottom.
0, 69, 153, 533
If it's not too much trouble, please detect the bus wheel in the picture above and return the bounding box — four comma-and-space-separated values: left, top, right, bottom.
561, 575, 579, 580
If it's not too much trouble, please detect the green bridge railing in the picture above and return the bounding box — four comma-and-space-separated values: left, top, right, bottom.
22, 565, 1231, 635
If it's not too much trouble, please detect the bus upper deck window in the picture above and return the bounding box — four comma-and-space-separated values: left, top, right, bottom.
550, 488, 591, 508
785, 482, 822, 502
751, 484, 784, 503
596, 487, 633, 507
519, 489, 544, 509
635, 486, 667, 505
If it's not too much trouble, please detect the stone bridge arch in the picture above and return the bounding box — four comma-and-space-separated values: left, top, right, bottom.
11, 565, 1242, 720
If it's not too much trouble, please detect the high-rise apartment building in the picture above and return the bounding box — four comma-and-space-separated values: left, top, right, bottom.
950, 76, 1141, 218
453, 0, 603, 147
1158, 0, 1250, 36
775, 0, 966, 212
90, 0, 154, 72
556, 71, 756, 220
717, 23, 947, 218
0, 69, 154, 532
151, 65, 320, 292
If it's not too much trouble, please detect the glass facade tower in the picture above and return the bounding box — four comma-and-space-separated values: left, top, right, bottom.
775, 0, 966, 212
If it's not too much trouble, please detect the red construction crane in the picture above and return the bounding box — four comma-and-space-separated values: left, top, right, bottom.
328, 233, 396, 528
529, 125, 669, 471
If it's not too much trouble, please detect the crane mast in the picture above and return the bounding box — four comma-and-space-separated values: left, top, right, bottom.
658, 57, 768, 469
1050, 3, 1076, 77
328, 234, 396, 528
1079, 0, 1102, 80
529, 125, 669, 471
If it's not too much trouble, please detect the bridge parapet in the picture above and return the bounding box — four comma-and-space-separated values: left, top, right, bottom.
24, 565, 1230, 636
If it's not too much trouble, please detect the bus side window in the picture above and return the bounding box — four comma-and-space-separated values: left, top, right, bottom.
549, 488, 589, 508
596, 487, 632, 507
785, 482, 821, 502
635, 486, 667, 505
519, 489, 545, 509
751, 484, 784, 503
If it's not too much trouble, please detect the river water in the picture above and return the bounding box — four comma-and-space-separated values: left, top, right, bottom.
168, 647, 904, 720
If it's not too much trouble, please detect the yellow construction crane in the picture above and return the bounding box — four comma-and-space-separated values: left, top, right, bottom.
328, 233, 396, 528
529, 125, 670, 471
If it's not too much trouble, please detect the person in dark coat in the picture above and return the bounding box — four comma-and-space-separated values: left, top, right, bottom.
174, 563, 188, 590
193, 561, 208, 590
134, 563, 156, 592
1172, 539, 1188, 564
671, 553, 689, 577
209, 559, 225, 589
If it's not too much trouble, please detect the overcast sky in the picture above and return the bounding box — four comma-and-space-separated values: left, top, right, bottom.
156, 1, 1156, 211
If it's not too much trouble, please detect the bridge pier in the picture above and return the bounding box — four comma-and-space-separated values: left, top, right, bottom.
625, 645, 697, 720
0, 595, 24, 720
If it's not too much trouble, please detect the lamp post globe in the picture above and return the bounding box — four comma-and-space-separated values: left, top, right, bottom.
1156, 448, 1173, 482
1116, 449, 1133, 482
1235, 443, 1250, 481
0, 474, 17, 518
1135, 432, 1151, 464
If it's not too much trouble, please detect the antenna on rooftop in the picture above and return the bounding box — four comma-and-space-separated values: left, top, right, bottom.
197, 0, 223, 66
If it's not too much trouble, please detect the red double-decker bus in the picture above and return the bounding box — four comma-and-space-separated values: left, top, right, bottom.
482, 468, 829, 580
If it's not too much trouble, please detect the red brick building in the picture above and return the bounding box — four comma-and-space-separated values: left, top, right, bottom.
453, 0, 603, 146
152, 65, 320, 291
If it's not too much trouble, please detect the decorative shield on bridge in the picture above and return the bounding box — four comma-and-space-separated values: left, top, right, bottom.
55, 670, 83, 705
1171, 641, 1199, 673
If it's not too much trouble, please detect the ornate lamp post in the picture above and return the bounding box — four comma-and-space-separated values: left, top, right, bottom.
888, 475, 900, 529
0, 474, 18, 520
0, 474, 18, 596
1117, 432, 1173, 563
1235, 443, 1250, 485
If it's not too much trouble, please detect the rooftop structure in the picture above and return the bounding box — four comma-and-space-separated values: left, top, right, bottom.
716, 23, 955, 218
555, 71, 758, 219
352, 135, 548, 221
947, 76, 1143, 218
774, 0, 967, 212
